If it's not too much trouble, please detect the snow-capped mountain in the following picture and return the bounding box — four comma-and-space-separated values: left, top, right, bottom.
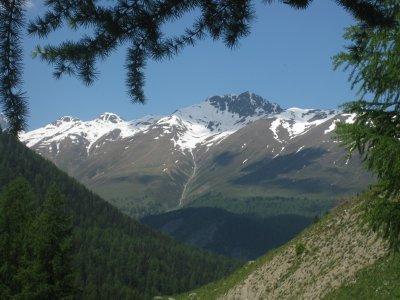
20, 92, 373, 217
23, 113, 162, 154
22, 92, 338, 154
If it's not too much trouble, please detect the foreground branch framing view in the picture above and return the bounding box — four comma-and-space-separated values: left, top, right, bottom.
1, 1, 399, 299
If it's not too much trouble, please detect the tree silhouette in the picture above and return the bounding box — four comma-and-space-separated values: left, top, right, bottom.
334, 0, 400, 251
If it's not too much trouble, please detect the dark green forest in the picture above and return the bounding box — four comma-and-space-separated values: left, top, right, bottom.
142, 207, 313, 260
0, 179, 76, 299
187, 192, 337, 219
0, 132, 240, 299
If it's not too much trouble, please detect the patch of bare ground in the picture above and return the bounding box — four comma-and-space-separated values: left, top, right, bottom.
219, 199, 388, 300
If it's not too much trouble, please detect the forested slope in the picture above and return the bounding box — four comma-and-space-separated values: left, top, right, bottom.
142, 207, 313, 260
0, 132, 240, 299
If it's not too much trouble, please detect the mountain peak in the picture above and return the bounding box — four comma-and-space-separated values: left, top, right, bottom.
60, 116, 80, 122
207, 92, 282, 117
97, 112, 124, 123
51, 116, 80, 127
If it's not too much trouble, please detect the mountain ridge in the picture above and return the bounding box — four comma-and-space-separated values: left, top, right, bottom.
20, 92, 372, 217
21, 92, 339, 154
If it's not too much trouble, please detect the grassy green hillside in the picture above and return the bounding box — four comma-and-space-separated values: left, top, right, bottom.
324, 254, 400, 299
0, 132, 240, 299
158, 195, 393, 299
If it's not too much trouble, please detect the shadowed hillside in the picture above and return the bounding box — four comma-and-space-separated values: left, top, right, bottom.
0, 132, 240, 299
142, 207, 313, 260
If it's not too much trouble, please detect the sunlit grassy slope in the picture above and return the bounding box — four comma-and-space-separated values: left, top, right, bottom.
324, 254, 400, 299
155, 195, 394, 299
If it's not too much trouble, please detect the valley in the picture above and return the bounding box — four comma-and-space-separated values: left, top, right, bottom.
1, 1, 398, 298
141, 207, 313, 261
2, 92, 396, 299
17, 92, 375, 266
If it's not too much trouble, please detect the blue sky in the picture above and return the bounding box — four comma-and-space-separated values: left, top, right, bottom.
23, 1, 356, 130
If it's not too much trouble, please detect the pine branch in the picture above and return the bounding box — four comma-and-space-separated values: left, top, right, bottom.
29, 0, 255, 104
28, 0, 396, 107
126, 46, 146, 103
0, 0, 28, 135
336, 0, 397, 27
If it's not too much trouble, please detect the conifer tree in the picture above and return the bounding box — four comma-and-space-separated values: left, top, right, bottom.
334, 0, 400, 251
21, 184, 75, 299
0, 178, 36, 298
0, 0, 28, 136
0, 179, 75, 299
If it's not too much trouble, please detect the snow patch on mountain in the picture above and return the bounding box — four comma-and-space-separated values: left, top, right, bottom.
20, 92, 345, 156
324, 119, 341, 134
324, 114, 355, 134
270, 108, 339, 142
21, 113, 162, 154
96, 112, 124, 124
162, 92, 282, 151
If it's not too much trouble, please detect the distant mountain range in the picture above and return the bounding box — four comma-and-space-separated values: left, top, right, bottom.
20, 92, 373, 217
